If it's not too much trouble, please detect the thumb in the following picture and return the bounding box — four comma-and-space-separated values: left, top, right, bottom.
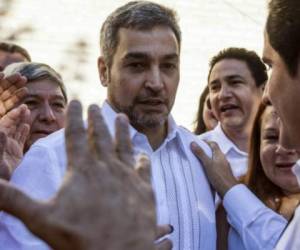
135, 153, 152, 184
155, 239, 173, 250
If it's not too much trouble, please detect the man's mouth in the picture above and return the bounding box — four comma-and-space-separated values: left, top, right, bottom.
138, 98, 165, 105
220, 104, 239, 113
32, 130, 53, 136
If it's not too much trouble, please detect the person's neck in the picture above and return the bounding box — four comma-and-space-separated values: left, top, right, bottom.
136, 123, 168, 151
222, 125, 250, 152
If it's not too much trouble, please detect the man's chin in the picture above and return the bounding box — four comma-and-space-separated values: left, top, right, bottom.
130, 114, 167, 129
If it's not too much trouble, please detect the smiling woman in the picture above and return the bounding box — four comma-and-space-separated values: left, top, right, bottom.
3, 62, 67, 152
245, 104, 300, 218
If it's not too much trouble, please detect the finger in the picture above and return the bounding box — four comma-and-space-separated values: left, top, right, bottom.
65, 100, 88, 168
15, 124, 30, 146
87, 104, 113, 160
0, 88, 28, 116
206, 141, 222, 155
155, 238, 173, 250
0, 73, 25, 93
0, 131, 7, 163
0, 105, 28, 136
115, 114, 134, 166
156, 224, 173, 239
190, 141, 212, 167
135, 154, 151, 184
14, 105, 31, 141
0, 179, 48, 233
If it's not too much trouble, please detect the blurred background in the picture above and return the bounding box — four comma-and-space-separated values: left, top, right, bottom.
0, 0, 267, 130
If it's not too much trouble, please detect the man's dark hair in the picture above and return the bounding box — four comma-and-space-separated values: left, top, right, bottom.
0, 42, 31, 62
100, 1, 181, 68
266, 0, 300, 76
208, 47, 267, 87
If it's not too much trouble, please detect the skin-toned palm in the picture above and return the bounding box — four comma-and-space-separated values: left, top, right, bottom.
191, 141, 238, 198
0, 72, 28, 117
0, 100, 160, 250
0, 104, 30, 180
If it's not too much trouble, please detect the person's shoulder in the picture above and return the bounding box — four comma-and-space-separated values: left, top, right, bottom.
177, 126, 212, 157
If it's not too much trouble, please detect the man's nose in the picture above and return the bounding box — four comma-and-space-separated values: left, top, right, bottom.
40, 103, 56, 122
262, 82, 271, 105
145, 67, 164, 92
218, 85, 231, 100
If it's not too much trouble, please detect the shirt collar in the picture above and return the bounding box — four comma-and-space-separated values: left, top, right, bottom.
212, 123, 248, 156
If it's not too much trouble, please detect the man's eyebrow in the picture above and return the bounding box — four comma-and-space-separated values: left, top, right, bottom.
163, 53, 179, 60
123, 52, 149, 61
24, 94, 65, 100
226, 75, 244, 80
209, 74, 243, 85
122, 52, 179, 61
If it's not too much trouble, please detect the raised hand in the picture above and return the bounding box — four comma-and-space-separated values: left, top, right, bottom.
0, 72, 28, 117
0, 104, 30, 180
191, 141, 238, 198
0, 100, 156, 250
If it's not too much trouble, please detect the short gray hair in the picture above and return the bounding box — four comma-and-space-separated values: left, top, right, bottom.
100, 1, 181, 68
4, 62, 67, 102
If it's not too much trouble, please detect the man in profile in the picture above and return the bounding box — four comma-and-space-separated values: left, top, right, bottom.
262, 0, 300, 248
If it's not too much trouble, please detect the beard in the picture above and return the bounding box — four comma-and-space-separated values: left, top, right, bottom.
110, 94, 170, 131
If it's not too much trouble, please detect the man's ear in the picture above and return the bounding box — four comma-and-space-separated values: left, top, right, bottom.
98, 56, 109, 87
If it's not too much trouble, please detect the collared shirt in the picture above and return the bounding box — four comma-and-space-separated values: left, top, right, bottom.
0, 101, 216, 250
199, 123, 248, 179
275, 205, 300, 250
275, 159, 300, 249
225, 184, 288, 250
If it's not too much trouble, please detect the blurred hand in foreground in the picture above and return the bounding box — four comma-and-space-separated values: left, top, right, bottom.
0, 100, 157, 250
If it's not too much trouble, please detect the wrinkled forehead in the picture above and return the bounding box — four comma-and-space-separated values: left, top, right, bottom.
116, 26, 180, 57
26, 79, 65, 98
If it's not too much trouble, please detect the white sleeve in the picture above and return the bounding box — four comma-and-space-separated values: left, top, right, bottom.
275, 206, 300, 249
223, 184, 287, 250
0, 144, 64, 250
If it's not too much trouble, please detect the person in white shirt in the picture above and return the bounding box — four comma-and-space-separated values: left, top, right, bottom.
213, 104, 300, 250
191, 1, 300, 247
199, 48, 267, 179
0, 2, 216, 250
262, 0, 300, 248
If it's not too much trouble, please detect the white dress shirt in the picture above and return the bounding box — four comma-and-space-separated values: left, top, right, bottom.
225, 184, 288, 250
275, 206, 300, 250
0, 101, 216, 250
199, 123, 248, 179
275, 159, 300, 250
